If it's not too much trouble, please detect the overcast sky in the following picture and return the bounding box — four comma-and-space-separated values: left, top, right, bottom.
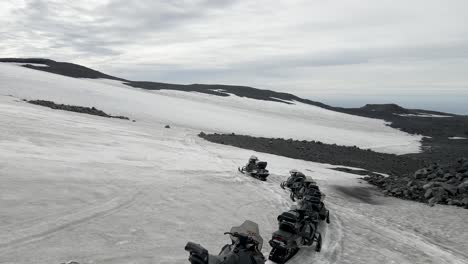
1, 0, 467, 112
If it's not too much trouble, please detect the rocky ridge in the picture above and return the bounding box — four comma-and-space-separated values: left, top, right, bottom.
363, 158, 468, 208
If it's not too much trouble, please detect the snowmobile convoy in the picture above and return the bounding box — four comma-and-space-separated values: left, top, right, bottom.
271, 172, 330, 263
185, 220, 266, 264
268, 209, 322, 263
238, 155, 270, 181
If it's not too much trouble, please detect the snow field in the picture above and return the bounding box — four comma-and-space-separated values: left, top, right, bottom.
1, 63, 467, 264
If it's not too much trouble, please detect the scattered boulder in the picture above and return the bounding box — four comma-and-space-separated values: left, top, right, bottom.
457, 180, 468, 194
462, 198, 468, 206
165, 125, 171, 128
364, 158, 468, 208
414, 168, 429, 179
424, 188, 433, 199
441, 183, 457, 195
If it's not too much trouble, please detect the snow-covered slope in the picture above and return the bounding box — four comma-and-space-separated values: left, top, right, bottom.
0, 63, 421, 154
1, 63, 467, 264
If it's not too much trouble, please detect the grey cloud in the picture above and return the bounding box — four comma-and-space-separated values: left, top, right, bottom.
4, 0, 237, 57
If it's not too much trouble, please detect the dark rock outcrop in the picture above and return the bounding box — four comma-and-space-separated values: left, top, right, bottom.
364, 158, 468, 208
27, 100, 129, 120
199, 132, 426, 176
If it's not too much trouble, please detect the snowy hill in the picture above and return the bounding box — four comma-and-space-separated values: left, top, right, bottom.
1, 62, 467, 264
0, 62, 421, 154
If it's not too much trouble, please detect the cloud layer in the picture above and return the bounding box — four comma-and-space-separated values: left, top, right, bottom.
1, 0, 467, 111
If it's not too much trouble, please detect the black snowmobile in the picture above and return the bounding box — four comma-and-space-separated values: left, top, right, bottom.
268, 210, 322, 264
185, 220, 266, 264
300, 186, 330, 224
280, 175, 306, 201
239, 161, 270, 181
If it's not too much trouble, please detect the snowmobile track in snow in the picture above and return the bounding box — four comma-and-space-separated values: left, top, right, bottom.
0, 190, 144, 251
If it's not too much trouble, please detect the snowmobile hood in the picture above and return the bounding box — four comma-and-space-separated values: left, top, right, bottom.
230, 220, 263, 250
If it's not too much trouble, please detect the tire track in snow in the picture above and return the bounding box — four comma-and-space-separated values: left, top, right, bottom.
332, 203, 467, 264
0, 189, 144, 251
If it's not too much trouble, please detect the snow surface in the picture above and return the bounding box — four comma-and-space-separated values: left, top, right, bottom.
0, 63, 422, 155
4, 62, 50, 67
1, 63, 467, 264
397, 113, 453, 118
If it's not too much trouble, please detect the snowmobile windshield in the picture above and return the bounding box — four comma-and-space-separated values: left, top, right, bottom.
229, 220, 263, 250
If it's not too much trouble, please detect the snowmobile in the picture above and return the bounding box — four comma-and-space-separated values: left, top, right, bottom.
299, 190, 330, 224
238, 161, 270, 181
280, 177, 306, 201
281, 175, 316, 201
268, 210, 322, 263
185, 220, 266, 264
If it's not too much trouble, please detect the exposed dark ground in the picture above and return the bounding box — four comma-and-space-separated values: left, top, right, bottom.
332, 186, 382, 205
199, 132, 426, 176
27, 100, 130, 120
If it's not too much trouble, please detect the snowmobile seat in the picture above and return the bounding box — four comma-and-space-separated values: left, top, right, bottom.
309, 204, 321, 212
277, 211, 299, 223
278, 221, 298, 234
305, 211, 321, 223
305, 195, 321, 204
256, 161, 267, 170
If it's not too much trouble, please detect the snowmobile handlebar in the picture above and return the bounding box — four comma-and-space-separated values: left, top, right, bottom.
224, 232, 259, 246
185, 242, 209, 261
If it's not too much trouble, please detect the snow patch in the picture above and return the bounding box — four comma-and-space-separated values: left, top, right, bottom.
397, 113, 452, 118
209, 88, 228, 93
448, 137, 467, 140
1, 62, 49, 67
270, 97, 294, 103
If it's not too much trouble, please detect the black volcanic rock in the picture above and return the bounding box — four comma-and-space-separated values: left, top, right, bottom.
199, 132, 425, 176
363, 158, 468, 208
27, 100, 129, 120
